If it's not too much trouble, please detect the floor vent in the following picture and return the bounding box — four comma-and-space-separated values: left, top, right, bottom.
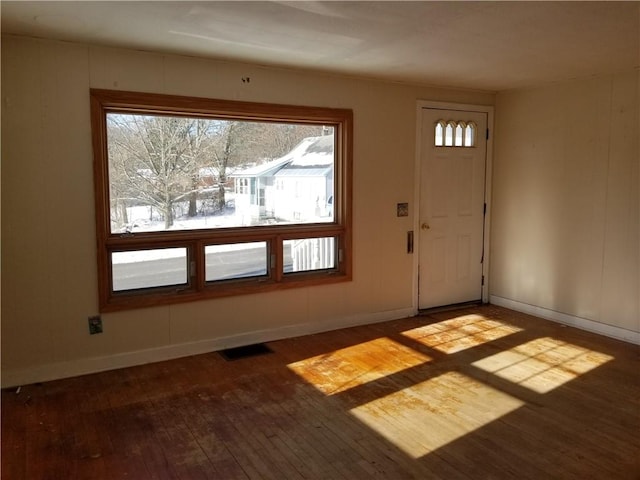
219, 343, 273, 361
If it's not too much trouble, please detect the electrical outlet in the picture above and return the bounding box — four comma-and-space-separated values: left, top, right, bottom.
88, 315, 103, 335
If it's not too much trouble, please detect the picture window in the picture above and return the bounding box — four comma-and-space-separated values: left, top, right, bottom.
91, 89, 353, 311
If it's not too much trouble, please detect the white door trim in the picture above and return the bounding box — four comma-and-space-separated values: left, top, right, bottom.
413, 100, 495, 312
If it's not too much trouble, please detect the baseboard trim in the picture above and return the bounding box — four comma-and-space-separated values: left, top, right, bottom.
1, 307, 416, 388
490, 295, 640, 345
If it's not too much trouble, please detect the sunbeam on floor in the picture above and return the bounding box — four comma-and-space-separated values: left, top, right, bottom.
349, 371, 524, 458
287, 336, 431, 395
402, 314, 523, 354
472, 336, 614, 393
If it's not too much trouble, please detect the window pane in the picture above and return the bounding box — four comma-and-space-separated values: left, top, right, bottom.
455, 123, 464, 146
465, 124, 475, 147
107, 113, 334, 234
435, 122, 444, 146
112, 248, 188, 291
445, 123, 454, 146
205, 242, 268, 282
284, 237, 336, 273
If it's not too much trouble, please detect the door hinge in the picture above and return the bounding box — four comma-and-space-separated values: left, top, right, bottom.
483, 203, 487, 215
481, 275, 485, 286
486, 128, 489, 140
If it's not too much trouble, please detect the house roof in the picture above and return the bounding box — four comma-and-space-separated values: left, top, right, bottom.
274, 166, 332, 178
232, 134, 334, 179
288, 135, 333, 168
230, 156, 293, 178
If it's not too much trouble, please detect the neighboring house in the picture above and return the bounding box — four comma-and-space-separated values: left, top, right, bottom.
231, 134, 334, 225
196, 166, 235, 206
197, 167, 219, 188
197, 166, 235, 190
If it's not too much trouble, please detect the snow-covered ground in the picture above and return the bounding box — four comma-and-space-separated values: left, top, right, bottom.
115, 201, 239, 234
112, 195, 263, 264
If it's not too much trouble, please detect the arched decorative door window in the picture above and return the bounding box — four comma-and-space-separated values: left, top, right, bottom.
465, 122, 476, 146
445, 121, 455, 146
435, 121, 445, 146
455, 122, 464, 146
434, 120, 476, 147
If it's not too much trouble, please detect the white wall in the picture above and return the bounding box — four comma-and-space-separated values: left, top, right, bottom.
491, 71, 639, 341
1, 35, 494, 386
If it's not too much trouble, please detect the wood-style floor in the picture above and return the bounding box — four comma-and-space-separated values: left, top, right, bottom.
2, 305, 639, 479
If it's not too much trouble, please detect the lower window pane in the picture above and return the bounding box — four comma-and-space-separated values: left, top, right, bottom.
206, 242, 268, 282
284, 237, 336, 273
112, 248, 188, 291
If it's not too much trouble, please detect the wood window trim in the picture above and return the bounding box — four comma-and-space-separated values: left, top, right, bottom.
90, 89, 353, 312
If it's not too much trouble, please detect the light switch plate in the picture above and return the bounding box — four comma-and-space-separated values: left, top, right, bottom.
397, 203, 409, 217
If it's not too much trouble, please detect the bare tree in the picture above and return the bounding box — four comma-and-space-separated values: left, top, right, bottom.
208, 121, 251, 210
184, 119, 216, 217
108, 114, 205, 229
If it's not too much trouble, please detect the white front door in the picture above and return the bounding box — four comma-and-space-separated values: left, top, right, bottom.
418, 108, 488, 309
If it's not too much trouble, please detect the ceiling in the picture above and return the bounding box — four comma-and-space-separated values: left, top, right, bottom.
2, 1, 638, 92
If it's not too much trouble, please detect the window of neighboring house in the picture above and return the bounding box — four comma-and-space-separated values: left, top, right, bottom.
236, 178, 249, 194
91, 89, 353, 311
250, 178, 256, 204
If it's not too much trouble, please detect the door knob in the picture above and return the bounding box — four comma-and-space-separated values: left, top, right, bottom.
421, 222, 430, 230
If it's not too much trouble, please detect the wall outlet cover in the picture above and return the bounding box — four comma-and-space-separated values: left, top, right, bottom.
88, 316, 103, 335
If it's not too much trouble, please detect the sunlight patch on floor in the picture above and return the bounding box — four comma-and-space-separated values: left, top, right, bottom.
349, 371, 524, 458
402, 314, 523, 354
472, 337, 614, 393
287, 337, 431, 395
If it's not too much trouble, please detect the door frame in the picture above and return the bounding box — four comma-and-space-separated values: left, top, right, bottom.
413, 100, 495, 312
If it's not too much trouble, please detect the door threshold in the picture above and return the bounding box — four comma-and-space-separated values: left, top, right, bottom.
418, 300, 483, 316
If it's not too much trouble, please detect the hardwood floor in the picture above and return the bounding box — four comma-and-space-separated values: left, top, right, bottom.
2, 305, 639, 479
